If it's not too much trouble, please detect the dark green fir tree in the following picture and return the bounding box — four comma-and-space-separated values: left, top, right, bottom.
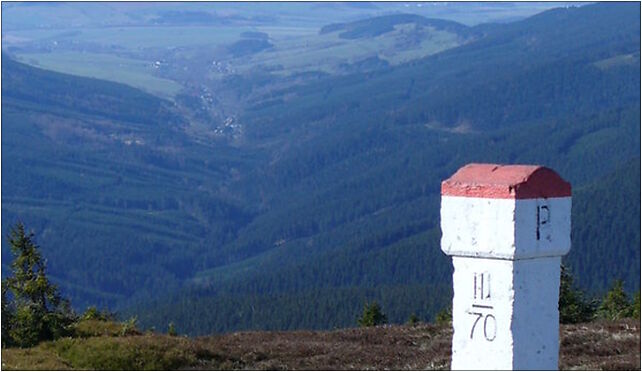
3, 223, 76, 347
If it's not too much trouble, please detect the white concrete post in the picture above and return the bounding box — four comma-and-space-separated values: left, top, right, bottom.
440, 163, 572, 370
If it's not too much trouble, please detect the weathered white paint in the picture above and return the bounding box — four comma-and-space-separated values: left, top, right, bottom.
512, 257, 561, 369
450, 256, 561, 370
451, 257, 515, 370
441, 196, 571, 260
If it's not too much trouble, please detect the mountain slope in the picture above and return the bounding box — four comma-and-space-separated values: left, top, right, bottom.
241, 3, 640, 139
2, 57, 184, 125
1, 3, 639, 335
569, 157, 641, 294
202, 2, 640, 280
132, 3, 640, 334
1, 58, 260, 309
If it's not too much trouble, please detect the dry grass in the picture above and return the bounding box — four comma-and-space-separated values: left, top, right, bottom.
2, 319, 639, 370
559, 319, 640, 370
1, 346, 72, 370
196, 323, 452, 370
72, 319, 125, 338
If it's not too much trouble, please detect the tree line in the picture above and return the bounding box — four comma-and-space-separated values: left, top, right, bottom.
3, 222, 639, 347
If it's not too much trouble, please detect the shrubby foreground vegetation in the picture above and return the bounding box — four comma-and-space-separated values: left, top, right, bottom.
559, 265, 639, 324
2, 223, 75, 348
1, 223, 139, 349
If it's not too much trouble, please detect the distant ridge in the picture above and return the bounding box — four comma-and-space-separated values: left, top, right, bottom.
319, 13, 475, 39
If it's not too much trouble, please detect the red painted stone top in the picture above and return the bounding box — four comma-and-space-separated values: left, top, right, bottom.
441, 163, 572, 199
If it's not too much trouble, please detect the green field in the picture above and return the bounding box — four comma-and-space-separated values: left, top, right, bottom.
8, 17, 465, 94
76, 26, 249, 47
14, 52, 183, 98
8, 24, 319, 96
7, 25, 253, 48
231, 25, 465, 75
8, 16, 466, 92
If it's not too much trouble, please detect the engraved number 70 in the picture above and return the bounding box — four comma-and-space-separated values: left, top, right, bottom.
469, 312, 497, 341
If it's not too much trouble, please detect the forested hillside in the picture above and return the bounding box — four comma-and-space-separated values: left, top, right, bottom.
129, 3, 640, 335
319, 13, 477, 39
1, 58, 262, 308
2, 2, 640, 336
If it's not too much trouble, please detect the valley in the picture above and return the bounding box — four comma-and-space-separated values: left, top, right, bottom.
1, 2, 640, 336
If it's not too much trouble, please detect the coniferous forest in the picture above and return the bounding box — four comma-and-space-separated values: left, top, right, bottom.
1, 2, 640, 336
